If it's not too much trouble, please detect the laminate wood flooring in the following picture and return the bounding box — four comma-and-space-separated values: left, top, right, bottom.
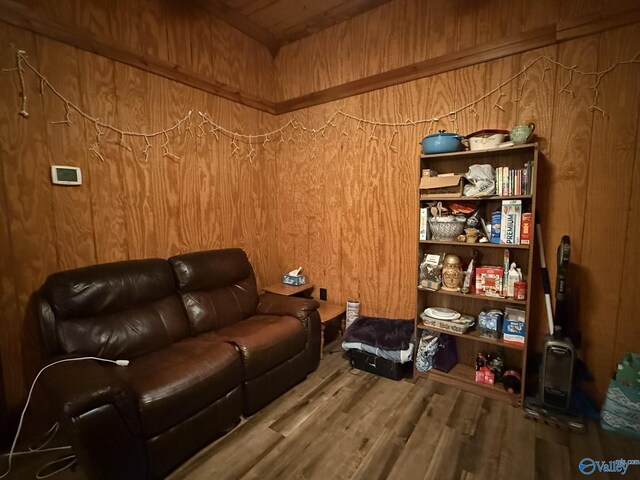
5, 341, 639, 479
169, 343, 640, 480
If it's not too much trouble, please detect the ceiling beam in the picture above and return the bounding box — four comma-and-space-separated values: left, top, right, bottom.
190, 0, 281, 57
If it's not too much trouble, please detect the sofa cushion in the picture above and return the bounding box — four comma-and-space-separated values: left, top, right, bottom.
169, 249, 259, 334
216, 315, 306, 380
118, 336, 242, 437
42, 259, 190, 358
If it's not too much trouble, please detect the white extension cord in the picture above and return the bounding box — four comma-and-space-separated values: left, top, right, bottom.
0, 356, 129, 479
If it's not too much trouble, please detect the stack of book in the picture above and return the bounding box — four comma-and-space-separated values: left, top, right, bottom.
495, 162, 532, 196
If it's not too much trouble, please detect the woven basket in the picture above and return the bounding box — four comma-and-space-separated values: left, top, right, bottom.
428, 218, 466, 241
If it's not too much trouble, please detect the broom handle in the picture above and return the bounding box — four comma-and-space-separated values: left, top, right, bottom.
535, 222, 555, 335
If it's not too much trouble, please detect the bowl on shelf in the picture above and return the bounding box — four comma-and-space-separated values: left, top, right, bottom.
428, 217, 466, 241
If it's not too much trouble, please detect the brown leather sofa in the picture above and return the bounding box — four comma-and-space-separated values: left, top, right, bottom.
30, 248, 320, 480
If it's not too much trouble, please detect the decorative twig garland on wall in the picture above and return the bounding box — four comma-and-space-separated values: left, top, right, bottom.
3, 44, 640, 163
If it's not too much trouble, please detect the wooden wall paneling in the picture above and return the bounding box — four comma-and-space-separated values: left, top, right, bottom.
0, 26, 58, 411
546, 36, 599, 281
614, 110, 640, 364
110, 0, 142, 57
113, 63, 157, 259
523, 0, 559, 31
454, 63, 486, 135
22, 0, 75, 25
516, 45, 558, 155
456, 0, 491, 50
149, 73, 182, 257
486, 0, 524, 42
358, 88, 387, 316
77, 51, 129, 263
427, 0, 458, 59
250, 110, 279, 288
230, 103, 256, 255
400, 0, 430, 66
338, 95, 366, 307
559, 0, 604, 20
175, 85, 200, 254
515, 45, 558, 350
373, 83, 416, 318
198, 92, 225, 252
483, 54, 520, 129
136, 0, 169, 60
165, 0, 191, 68
109, 0, 169, 60
314, 102, 344, 304
295, 107, 328, 294
73, 0, 112, 40
36, 38, 96, 270
189, 5, 215, 82
581, 24, 640, 402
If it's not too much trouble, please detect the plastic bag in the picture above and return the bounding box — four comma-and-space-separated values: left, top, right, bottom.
463, 164, 496, 197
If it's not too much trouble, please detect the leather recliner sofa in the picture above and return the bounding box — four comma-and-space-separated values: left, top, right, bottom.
29, 248, 320, 480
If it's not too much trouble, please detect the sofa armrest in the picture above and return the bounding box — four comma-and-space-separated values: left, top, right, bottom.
257, 293, 319, 322
39, 358, 147, 480
40, 358, 136, 419
257, 293, 321, 372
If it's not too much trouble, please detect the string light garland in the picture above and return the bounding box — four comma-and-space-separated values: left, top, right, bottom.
3, 45, 640, 162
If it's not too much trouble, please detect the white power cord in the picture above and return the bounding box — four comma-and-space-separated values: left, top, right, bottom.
0, 356, 129, 478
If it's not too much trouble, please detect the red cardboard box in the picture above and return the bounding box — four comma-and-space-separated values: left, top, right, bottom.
475, 266, 504, 298
521, 212, 532, 245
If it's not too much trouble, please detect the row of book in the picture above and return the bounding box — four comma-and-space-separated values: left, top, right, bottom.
495, 162, 532, 196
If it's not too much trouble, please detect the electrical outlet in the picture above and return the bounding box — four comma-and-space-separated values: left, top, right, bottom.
319, 288, 327, 301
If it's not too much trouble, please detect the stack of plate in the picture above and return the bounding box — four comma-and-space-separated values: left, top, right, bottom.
421, 307, 475, 334
424, 307, 461, 321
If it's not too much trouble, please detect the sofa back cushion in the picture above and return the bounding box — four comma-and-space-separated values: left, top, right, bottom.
169, 248, 259, 334
41, 259, 189, 359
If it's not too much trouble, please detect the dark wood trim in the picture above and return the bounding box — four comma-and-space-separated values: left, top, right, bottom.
0, 0, 276, 114
556, 5, 640, 41
277, 6, 640, 113
191, 0, 281, 57
276, 26, 557, 114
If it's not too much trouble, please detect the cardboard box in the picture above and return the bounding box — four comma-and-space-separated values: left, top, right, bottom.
521, 212, 532, 245
475, 266, 504, 297
420, 174, 464, 198
500, 200, 522, 244
503, 319, 526, 345
503, 307, 526, 345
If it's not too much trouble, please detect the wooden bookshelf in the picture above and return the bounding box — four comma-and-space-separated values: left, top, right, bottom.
416, 322, 524, 350
420, 239, 530, 249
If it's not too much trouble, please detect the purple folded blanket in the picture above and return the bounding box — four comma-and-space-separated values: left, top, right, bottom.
343, 316, 414, 351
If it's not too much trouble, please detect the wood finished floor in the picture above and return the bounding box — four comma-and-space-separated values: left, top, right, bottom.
6, 341, 639, 479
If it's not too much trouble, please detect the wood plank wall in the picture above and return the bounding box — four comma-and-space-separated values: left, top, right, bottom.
0, 17, 278, 420
273, 0, 640, 403
1, 0, 639, 420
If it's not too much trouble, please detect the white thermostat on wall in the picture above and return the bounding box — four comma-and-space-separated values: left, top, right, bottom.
51, 165, 82, 186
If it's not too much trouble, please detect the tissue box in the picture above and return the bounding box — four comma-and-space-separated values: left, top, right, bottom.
282, 274, 306, 286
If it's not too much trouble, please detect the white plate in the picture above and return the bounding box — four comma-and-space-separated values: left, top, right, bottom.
424, 307, 461, 320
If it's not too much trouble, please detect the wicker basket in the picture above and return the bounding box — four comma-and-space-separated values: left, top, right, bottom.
428, 218, 466, 241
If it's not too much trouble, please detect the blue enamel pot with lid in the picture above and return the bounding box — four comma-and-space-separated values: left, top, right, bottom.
421, 130, 463, 154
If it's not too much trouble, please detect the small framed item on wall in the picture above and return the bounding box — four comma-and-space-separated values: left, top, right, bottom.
51, 165, 82, 186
